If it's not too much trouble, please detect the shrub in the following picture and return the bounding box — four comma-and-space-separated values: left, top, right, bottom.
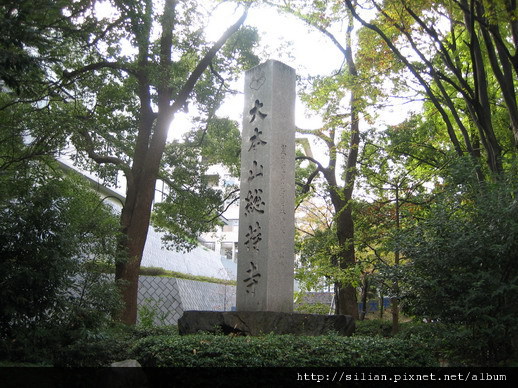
396, 321, 496, 366
294, 303, 331, 315
0, 168, 122, 364
52, 329, 133, 367
354, 319, 393, 337
131, 333, 437, 367
49, 324, 178, 367
138, 298, 171, 328
398, 175, 518, 365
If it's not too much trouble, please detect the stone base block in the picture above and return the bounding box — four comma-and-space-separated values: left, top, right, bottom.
178, 311, 355, 336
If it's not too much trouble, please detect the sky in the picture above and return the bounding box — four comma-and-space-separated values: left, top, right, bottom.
86, 0, 343, 194
194, 3, 420, 145
170, 2, 345, 141
93, 1, 421, 167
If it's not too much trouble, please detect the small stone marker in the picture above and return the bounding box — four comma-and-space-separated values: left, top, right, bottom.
236, 60, 296, 312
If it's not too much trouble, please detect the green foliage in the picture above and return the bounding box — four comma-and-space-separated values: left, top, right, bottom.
296, 227, 337, 291
294, 303, 331, 315
152, 139, 226, 252
44, 324, 178, 366
51, 325, 134, 367
355, 319, 509, 366
138, 298, 170, 328
396, 321, 487, 367
0, 162, 122, 362
0, 180, 76, 331
354, 319, 393, 338
131, 333, 437, 367
2, 0, 256, 260
0, 0, 94, 95
398, 166, 518, 365
125, 324, 179, 340
152, 117, 241, 252
217, 26, 260, 77
197, 117, 242, 177
296, 225, 364, 292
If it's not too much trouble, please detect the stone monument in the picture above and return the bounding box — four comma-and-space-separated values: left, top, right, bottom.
236, 59, 296, 312
178, 60, 354, 336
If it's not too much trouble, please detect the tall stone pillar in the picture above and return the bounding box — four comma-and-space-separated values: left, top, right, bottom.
236, 60, 296, 312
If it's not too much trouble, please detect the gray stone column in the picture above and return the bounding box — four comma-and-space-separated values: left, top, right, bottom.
236, 60, 296, 312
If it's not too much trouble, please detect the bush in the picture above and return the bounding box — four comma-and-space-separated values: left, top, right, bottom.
354, 319, 393, 337
396, 321, 504, 366
354, 319, 501, 366
52, 325, 180, 367
398, 172, 518, 365
52, 328, 133, 367
294, 303, 331, 315
0, 167, 122, 364
131, 333, 437, 367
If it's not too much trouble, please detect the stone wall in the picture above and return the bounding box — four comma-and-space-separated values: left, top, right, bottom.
137, 276, 236, 326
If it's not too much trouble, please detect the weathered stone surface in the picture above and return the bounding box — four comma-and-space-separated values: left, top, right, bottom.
111, 359, 142, 367
237, 60, 296, 312
178, 311, 355, 336
108, 359, 148, 387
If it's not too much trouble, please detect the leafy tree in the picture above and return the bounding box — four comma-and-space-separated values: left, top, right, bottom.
152, 119, 241, 251
295, 193, 338, 293
0, 1, 94, 179
356, 119, 446, 331
398, 165, 518, 365
270, 0, 370, 319
61, 0, 258, 324
0, 0, 95, 94
0, 162, 122, 361
345, 0, 518, 177
1, 0, 258, 324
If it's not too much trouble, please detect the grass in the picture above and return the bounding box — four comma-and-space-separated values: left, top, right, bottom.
139, 267, 236, 286
85, 261, 236, 286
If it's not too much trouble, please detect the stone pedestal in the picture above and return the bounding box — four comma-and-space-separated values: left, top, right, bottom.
178, 311, 355, 336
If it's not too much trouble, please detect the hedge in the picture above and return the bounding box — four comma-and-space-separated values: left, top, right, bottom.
131, 333, 437, 367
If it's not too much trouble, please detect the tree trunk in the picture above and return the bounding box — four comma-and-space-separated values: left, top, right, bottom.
462, 0, 503, 174
379, 290, 384, 319
116, 143, 164, 323
112, 4, 249, 325
391, 183, 401, 335
390, 297, 399, 335
334, 205, 359, 319
359, 275, 369, 320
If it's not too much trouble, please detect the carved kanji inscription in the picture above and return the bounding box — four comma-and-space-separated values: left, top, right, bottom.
244, 188, 265, 216
244, 222, 262, 252
248, 127, 267, 152
249, 99, 267, 122
248, 160, 264, 182
244, 261, 261, 295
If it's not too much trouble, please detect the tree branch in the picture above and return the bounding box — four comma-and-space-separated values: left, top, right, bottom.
77, 128, 129, 170
296, 154, 326, 173
170, 6, 249, 115
63, 61, 137, 79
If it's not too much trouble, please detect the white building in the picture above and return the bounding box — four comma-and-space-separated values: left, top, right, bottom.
57, 157, 237, 281
199, 166, 240, 265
